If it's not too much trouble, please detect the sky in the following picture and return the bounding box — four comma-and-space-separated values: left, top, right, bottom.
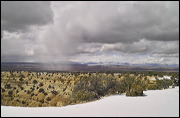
1, 1, 179, 65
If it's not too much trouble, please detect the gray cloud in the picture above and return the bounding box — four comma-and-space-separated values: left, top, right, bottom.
51, 1, 178, 44
75, 39, 179, 59
1, 1, 179, 65
99, 39, 179, 56
1, 1, 53, 32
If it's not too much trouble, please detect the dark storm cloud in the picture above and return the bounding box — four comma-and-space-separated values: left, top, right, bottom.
60, 1, 178, 59
55, 1, 178, 44
1, 1, 53, 32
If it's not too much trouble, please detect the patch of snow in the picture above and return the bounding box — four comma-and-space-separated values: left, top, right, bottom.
1, 87, 179, 117
151, 75, 172, 80
163, 75, 171, 79
158, 75, 172, 80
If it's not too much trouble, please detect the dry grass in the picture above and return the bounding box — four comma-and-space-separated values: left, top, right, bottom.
2, 71, 175, 107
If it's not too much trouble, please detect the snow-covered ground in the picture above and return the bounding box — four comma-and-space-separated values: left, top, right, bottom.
1, 87, 179, 117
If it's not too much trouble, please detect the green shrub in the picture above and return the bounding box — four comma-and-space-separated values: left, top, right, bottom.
25, 81, 28, 86
19, 78, 23, 81
51, 90, 58, 95
46, 97, 51, 101
126, 85, 143, 96
39, 83, 44, 87
27, 90, 31, 94
5, 84, 11, 89
39, 99, 44, 104
148, 84, 157, 90
48, 85, 51, 89
8, 91, 13, 95
33, 80, 38, 84
74, 75, 118, 97
22, 101, 26, 104
44, 92, 48, 95
73, 89, 97, 102
31, 93, 34, 97
20, 86, 24, 90
39, 88, 45, 93
2, 88, 5, 92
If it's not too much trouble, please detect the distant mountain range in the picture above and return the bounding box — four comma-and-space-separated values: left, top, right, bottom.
1, 62, 179, 72
81, 62, 179, 68
1, 61, 179, 67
